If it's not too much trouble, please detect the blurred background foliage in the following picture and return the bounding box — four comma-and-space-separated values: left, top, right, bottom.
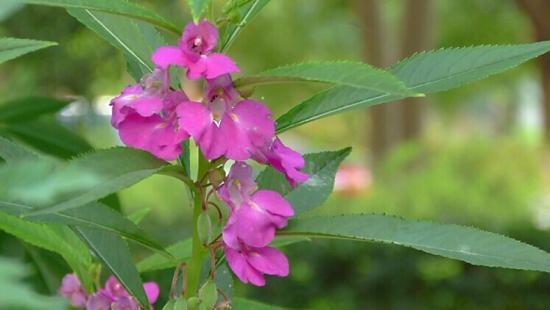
1, 0, 550, 309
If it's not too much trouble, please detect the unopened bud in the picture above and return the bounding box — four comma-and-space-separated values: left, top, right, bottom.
197, 212, 213, 245
207, 167, 226, 188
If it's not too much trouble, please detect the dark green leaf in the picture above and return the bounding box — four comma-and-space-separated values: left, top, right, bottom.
282, 214, 550, 273
0, 97, 68, 123
0, 37, 56, 64
257, 148, 351, 214
22, 0, 179, 34
232, 297, 287, 310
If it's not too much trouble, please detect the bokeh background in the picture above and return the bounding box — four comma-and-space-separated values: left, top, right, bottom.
1, 0, 550, 309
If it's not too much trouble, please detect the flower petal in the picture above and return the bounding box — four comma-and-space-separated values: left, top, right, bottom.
225, 246, 266, 286
247, 246, 290, 277
143, 282, 160, 304
252, 190, 294, 218
204, 53, 240, 79
151, 46, 187, 69
232, 100, 275, 148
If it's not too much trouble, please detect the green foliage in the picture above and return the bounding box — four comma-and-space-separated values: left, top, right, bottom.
0, 136, 37, 162
67, 8, 163, 81
187, 0, 211, 22
236, 61, 416, 96
74, 226, 149, 307
282, 214, 550, 273
276, 41, 550, 132
232, 297, 287, 309
0, 37, 56, 64
257, 148, 351, 214
0, 256, 67, 309
22, 0, 179, 34
220, 0, 271, 52
0, 97, 68, 123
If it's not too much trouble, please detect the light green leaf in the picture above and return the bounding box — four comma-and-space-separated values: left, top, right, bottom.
219, 0, 270, 52
235, 62, 416, 96
0, 211, 94, 290
74, 227, 149, 307
1, 118, 93, 158
67, 9, 163, 80
281, 214, 550, 273
276, 41, 550, 132
0, 97, 68, 123
257, 148, 351, 214
22, 0, 179, 34
0, 257, 67, 310
14, 147, 168, 216
232, 298, 287, 310
127, 208, 151, 225
198, 280, 217, 309
0, 37, 56, 64
187, 0, 211, 22
0, 136, 37, 162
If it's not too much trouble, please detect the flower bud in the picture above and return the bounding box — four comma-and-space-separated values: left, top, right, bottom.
197, 211, 213, 245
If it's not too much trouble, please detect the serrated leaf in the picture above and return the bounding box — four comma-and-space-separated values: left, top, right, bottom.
0, 37, 56, 64
67, 9, 163, 80
0, 97, 68, 123
1, 147, 168, 216
0, 211, 94, 290
21, 0, 179, 34
281, 214, 550, 273
236, 62, 416, 96
187, 0, 211, 22
276, 41, 550, 132
256, 148, 351, 214
2, 118, 93, 158
74, 227, 149, 307
219, 0, 270, 52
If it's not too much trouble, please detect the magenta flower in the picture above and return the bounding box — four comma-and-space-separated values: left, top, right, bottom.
110, 69, 190, 161
152, 20, 239, 80
104, 276, 159, 305
178, 75, 275, 160
58, 273, 87, 308
253, 137, 309, 187
224, 242, 289, 286
219, 162, 293, 248
86, 290, 111, 310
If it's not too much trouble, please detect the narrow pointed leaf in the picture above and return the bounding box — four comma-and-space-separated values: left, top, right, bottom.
220, 0, 270, 52
0, 136, 37, 162
74, 227, 149, 307
276, 41, 550, 132
236, 62, 415, 96
232, 298, 287, 310
187, 0, 211, 22
281, 214, 550, 273
257, 148, 351, 214
21, 0, 179, 34
0, 37, 56, 64
0, 97, 68, 123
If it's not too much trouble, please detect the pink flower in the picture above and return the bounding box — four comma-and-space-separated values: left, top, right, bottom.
178, 75, 275, 160
152, 20, 239, 80
86, 290, 111, 310
253, 137, 309, 187
110, 296, 140, 310
224, 242, 289, 286
104, 276, 159, 305
58, 273, 87, 308
110, 69, 190, 161
219, 162, 294, 248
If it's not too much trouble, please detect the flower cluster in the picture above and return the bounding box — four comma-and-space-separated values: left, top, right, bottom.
59, 274, 159, 310
110, 20, 308, 286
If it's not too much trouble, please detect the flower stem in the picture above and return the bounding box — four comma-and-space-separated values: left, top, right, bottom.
185, 151, 210, 298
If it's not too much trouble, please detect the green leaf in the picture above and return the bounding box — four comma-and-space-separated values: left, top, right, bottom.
187, 0, 211, 22
219, 0, 270, 52
0, 37, 56, 64
6, 202, 172, 258
137, 235, 306, 272
2, 118, 93, 158
0, 257, 68, 310
0, 210, 94, 290
281, 214, 550, 273
276, 41, 550, 132
16, 147, 168, 216
235, 62, 416, 96
198, 280, 217, 309
232, 298, 287, 310
257, 148, 351, 214
127, 208, 151, 225
67, 9, 164, 80
22, 0, 179, 34
74, 227, 149, 307
0, 136, 37, 162
0, 97, 68, 123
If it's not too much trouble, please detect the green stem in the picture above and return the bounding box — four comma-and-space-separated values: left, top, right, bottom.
185, 152, 210, 297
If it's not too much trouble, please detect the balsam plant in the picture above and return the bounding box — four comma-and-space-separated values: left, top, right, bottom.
1, 1, 550, 309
